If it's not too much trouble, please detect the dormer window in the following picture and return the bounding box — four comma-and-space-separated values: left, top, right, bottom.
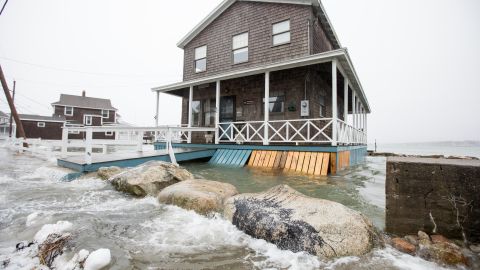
194, 45, 207, 73
64, 106, 73, 116
84, 115, 93, 126
232, 32, 249, 64
272, 20, 291, 46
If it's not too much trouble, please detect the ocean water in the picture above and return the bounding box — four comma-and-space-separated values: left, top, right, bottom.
0, 147, 466, 270
369, 141, 480, 158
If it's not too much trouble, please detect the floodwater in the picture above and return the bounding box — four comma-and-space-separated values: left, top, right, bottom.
0, 146, 459, 269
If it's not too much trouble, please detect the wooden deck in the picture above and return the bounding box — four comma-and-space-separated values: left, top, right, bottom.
57, 148, 216, 172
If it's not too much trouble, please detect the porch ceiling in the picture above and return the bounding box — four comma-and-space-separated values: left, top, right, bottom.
151, 49, 371, 113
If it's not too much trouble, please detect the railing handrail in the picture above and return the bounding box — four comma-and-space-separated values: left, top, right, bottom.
63, 125, 216, 133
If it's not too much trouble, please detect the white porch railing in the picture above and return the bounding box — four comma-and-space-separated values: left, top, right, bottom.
218, 118, 366, 145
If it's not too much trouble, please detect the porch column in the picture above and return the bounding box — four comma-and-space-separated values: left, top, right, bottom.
155, 91, 160, 127
187, 85, 193, 143
344, 78, 349, 123
263, 71, 270, 145
331, 60, 338, 146
352, 91, 356, 130
215, 80, 220, 144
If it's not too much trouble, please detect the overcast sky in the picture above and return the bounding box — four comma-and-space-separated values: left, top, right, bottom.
0, 0, 479, 144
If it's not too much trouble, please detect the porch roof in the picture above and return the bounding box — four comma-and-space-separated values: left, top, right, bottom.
151, 49, 371, 113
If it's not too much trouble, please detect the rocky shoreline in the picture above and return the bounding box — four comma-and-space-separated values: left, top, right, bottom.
368, 151, 479, 160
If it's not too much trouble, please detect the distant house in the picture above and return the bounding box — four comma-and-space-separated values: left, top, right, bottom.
0, 111, 10, 137
18, 114, 66, 140
0, 111, 8, 125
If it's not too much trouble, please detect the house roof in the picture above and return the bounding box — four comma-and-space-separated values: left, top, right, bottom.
19, 114, 66, 123
176, 0, 341, 49
152, 49, 370, 113
51, 94, 117, 110
0, 111, 8, 118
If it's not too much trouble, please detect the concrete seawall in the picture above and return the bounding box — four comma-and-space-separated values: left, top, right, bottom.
386, 157, 480, 243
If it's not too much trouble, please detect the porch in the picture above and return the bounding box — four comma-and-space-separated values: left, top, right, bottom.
153, 49, 369, 147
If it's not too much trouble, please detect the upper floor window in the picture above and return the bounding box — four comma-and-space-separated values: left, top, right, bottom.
232, 32, 248, 64
194, 46, 207, 73
272, 20, 291, 46
102, 110, 109, 118
37, 122, 45, 128
64, 106, 73, 116
84, 115, 93, 126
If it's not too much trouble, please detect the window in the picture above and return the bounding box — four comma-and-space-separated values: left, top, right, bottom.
65, 106, 73, 116
105, 131, 114, 136
102, 110, 109, 118
194, 46, 207, 73
37, 122, 45, 128
84, 115, 93, 126
319, 94, 326, 117
233, 32, 248, 64
263, 91, 285, 113
202, 99, 216, 126
191, 101, 201, 126
272, 20, 291, 46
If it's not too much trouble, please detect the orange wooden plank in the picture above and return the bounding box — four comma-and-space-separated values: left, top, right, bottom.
290, 152, 299, 171
268, 151, 277, 168
284, 151, 293, 171
329, 153, 336, 175
322, 153, 331, 176
259, 151, 267, 167
273, 151, 282, 168
254, 151, 264, 167
314, 153, 324, 176
248, 151, 257, 166
262, 151, 271, 167
296, 152, 305, 172
252, 151, 259, 166
302, 152, 311, 173
308, 152, 317, 175
279, 151, 288, 169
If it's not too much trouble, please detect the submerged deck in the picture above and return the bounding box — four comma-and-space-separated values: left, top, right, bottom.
57, 148, 216, 172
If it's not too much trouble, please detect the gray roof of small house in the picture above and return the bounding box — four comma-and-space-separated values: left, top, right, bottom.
51, 94, 117, 110
19, 114, 66, 122
0, 111, 8, 118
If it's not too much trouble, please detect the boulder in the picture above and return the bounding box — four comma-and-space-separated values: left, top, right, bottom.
110, 161, 194, 197
418, 241, 468, 266
404, 235, 419, 246
158, 179, 238, 215
418, 231, 431, 246
223, 185, 377, 259
431, 235, 451, 244
391, 237, 416, 255
97, 166, 124, 180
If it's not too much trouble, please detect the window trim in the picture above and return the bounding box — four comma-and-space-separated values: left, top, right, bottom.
37, 122, 45, 128
64, 106, 74, 116
194, 45, 207, 73
232, 32, 249, 65
84, 115, 93, 126
102, 109, 109, 118
272, 19, 291, 47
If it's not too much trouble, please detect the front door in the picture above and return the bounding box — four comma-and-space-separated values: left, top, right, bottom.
220, 96, 235, 140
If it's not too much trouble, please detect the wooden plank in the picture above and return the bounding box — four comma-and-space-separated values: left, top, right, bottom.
229, 150, 243, 166
308, 152, 317, 175
239, 150, 253, 167
273, 151, 282, 168
262, 151, 271, 167
268, 151, 277, 168
248, 150, 257, 166
279, 151, 288, 169
314, 153, 323, 176
233, 150, 245, 166
223, 150, 236, 165
296, 152, 305, 172
215, 150, 227, 164
329, 152, 337, 175
290, 152, 299, 171
259, 151, 268, 167
253, 151, 263, 167
209, 150, 221, 164
284, 151, 293, 171
322, 153, 331, 176
302, 152, 311, 173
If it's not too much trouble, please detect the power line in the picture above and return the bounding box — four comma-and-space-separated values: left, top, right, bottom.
0, 56, 164, 78
0, 0, 8, 16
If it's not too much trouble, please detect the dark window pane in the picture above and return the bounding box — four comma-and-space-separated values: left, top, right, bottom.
195, 59, 206, 73
233, 48, 248, 64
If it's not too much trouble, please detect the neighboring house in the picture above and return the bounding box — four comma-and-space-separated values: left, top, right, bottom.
152, 0, 370, 147
0, 111, 9, 125
18, 114, 66, 140
0, 111, 11, 136
51, 91, 118, 139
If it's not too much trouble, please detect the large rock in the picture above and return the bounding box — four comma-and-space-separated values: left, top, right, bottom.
97, 166, 125, 180
223, 185, 377, 259
158, 179, 238, 215
110, 161, 194, 197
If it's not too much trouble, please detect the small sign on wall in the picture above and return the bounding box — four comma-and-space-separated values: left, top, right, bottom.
301, 100, 309, 117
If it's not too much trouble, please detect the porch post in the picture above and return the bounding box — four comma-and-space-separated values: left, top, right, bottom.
331, 60, 338, 146
263, 71, 270, 145
155, 91, 160, 127
187, 85, 193, 143
215, 80, 220, 144
344, 78, 348, 123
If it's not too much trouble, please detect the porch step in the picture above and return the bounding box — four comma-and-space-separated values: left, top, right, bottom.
247, 150, 332, 176
209, 149, 252, 167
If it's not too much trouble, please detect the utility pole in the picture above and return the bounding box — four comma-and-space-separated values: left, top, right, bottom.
0, 64, 27, 142
8, 80, 15, 137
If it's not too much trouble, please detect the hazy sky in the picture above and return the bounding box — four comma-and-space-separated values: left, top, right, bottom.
0, 0, 479, 143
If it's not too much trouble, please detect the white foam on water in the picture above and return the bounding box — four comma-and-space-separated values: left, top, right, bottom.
0, 245, 48, 270
20, 166, 70, 182
83, 248, 111, 270
372, 247, 451, 270
323, 256, 360, 269
34, 220, 73, 243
